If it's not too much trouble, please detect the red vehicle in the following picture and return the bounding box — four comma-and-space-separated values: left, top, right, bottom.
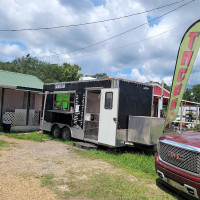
155, 132, 200, 199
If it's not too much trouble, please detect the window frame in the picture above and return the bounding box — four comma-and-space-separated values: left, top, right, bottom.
53, 93, 70, 110
104, 92, 113, 109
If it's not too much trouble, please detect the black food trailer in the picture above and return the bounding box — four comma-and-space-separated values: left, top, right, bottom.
42, 78, 164, 147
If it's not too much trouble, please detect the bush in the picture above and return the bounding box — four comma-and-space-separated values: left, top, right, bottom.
193, 124, 200, 131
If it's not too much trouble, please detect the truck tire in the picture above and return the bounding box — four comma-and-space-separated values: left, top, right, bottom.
52, 125, 61, 138
62, 127, 71, 141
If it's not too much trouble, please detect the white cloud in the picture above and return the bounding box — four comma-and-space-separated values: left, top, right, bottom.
163, 76, 173, 86
131, 68, 147, 83
130, 67, 173, 85
0, 0, 199, 87
0, 44, 24, 58
115, 72, 129, 79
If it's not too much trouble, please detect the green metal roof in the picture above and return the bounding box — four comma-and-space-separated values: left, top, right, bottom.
0, 70, 43, 90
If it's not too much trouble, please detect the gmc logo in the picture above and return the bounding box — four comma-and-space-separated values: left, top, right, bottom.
167, 151, 184, 161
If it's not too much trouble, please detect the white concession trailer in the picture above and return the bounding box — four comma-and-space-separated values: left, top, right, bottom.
42, 79, 164, 148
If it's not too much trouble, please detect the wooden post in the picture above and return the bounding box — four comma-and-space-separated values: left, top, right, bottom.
40, 91, 48, 141
0, 88, 5, 124
26, 91, 30, 125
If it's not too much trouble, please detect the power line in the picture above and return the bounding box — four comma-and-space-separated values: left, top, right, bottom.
0, 0, 186, 32
38, 0, 195, 59
47, 16, 200, 62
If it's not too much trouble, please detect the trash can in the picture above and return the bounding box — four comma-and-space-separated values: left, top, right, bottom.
2, 121, 12, 133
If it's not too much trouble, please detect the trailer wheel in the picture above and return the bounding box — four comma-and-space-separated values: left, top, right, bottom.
52, 125, 61, 138
62, 127, 71, 141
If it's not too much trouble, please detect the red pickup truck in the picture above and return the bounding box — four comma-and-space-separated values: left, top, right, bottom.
155, 132, 200, 199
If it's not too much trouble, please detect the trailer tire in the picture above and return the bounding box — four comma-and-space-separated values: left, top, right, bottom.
52, 125, 61, 138
62, 127, 71, 141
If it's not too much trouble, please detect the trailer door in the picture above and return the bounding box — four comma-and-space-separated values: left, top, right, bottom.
98, 88, 119, 146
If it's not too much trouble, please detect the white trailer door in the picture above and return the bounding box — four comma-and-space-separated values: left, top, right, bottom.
98, 88, 119, 146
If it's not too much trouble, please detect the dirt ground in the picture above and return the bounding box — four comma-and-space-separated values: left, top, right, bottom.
0, 135, 138, 200
0, 134, 175, 200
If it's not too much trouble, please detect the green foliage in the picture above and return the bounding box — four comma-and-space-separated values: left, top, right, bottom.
62, 63, 83, 81
163, 83, 171, 92
193, 124, 200, 131
93, 73, 109, 79
183, 85, 200, 103
0, 57, 83, 83
188, 111, 193, 117
183, 88, 193, 101
192, 84, 200, 102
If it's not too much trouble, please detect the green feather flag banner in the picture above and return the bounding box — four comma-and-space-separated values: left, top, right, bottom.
165, 19, 200, 126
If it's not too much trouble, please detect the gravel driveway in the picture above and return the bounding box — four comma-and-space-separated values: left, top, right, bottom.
0, 135, 125, 200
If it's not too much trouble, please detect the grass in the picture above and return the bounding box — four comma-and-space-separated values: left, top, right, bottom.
0, 131, 52, 142
0, 131, 73, 145
0, 140, 9, 148
41, 174, 54, 186
64, 172, 170, 200
51, 138, 73, 146
71, 149, 180, 199
77, 148, 156, 179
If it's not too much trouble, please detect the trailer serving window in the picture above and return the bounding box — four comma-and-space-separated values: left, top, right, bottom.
105, 92, 113, 109
54, 93, 75, 111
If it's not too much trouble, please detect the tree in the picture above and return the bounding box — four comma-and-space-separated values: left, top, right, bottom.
0, 57, 83, 83
93, 73, 109, 79
183, 88, 193, 101
62, 63, 83, 81
192, 84, 200, 102
163, 83, 171, 92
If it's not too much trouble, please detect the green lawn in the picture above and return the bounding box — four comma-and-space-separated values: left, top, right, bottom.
0, 131, 52, 142
77, 148, 156, 179
0, 131, 73, 145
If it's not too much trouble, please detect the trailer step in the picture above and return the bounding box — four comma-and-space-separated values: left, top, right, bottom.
73, 142, 98, 150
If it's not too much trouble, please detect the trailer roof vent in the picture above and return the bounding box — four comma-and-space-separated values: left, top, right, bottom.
79, 76, 96, 81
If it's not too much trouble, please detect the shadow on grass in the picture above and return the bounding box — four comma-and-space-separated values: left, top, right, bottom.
156, 178, 197, 200
95, 144, 156, 157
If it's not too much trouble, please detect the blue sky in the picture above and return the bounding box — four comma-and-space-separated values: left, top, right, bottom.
91, 0, 105, 7
147, 16, 160, 27
0, 40, 27, 51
